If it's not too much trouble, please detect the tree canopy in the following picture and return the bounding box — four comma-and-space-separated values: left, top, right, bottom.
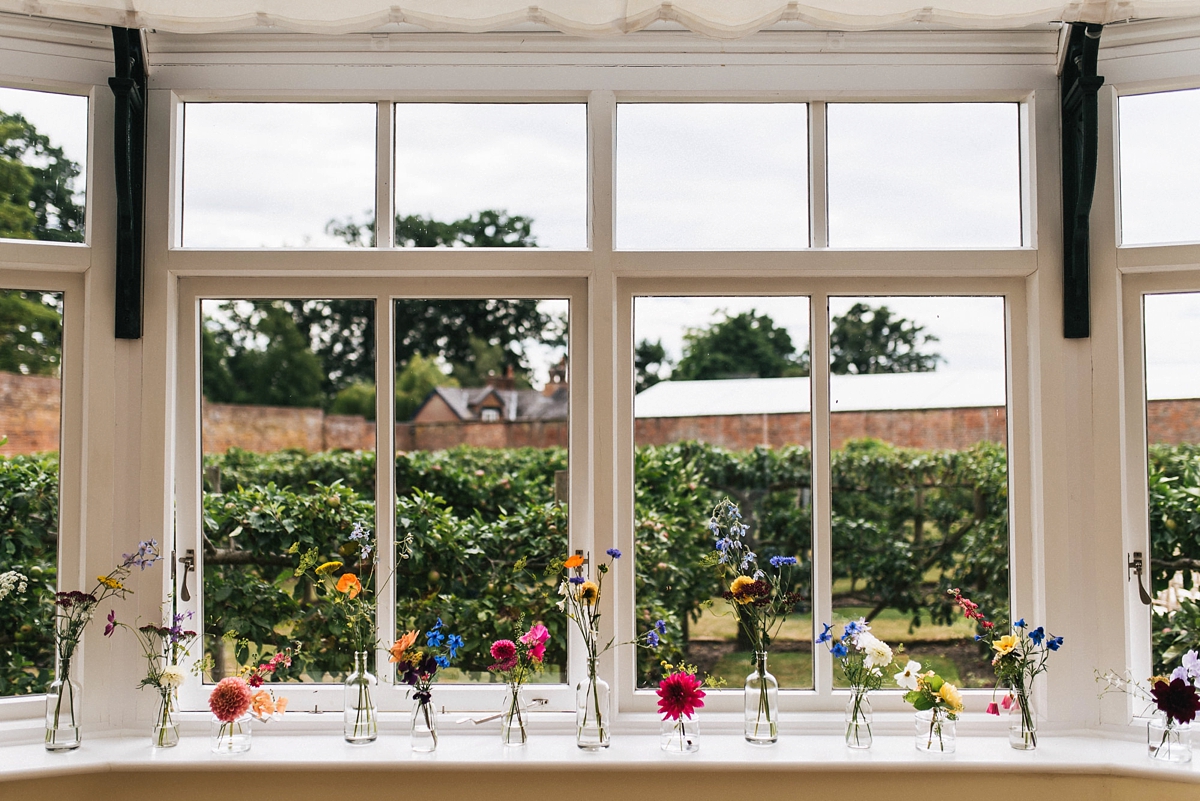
674, 310, 808, 381
0, 290, 62, 377
829, 302, 942, 375
0, 110, 84, 243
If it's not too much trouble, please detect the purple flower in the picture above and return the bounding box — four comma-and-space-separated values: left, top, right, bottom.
569, 575, 586, 584
655, 619, 667, 635
606, 548, 622, 559
646, 631, 660, 648
103, 610, 117, 637
769, 555, 798, 568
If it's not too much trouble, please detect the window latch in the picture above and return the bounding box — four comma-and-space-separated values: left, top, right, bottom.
178, 549, 195, 602
455, 698, 549, 725
1128, 551, 1152, 606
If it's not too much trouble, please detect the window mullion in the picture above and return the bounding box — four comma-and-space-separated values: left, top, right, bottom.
809, 290, 833, 699
809, 101, 828, 249
374, 293, 398, 707
376, 101, 395, 249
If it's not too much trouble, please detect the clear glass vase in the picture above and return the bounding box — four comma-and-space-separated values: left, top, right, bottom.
211, 712, 252, 754
1148, 712, 1192, 763
411, 695, 438, 752
744, 651, 779, 745
152, 687, 179, 748
500, 682, 529, 746
45, 658, 81, 751
576, 659, 610, 750
343, 651, 378, 744
1008, 686, 1037, 750
845, 686, 873, 749
915, 708, 956, 753
660, 714, 699, 753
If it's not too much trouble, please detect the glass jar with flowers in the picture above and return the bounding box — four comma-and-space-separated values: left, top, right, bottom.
208, 649, 291, 754
657, 663, 714, 754
46, 540, 161, 751
705, 499, 804, 746
951, 591, 1063, 750
1098, 650, 1200, 764
817, 619, 896, 749
390, 618, 463, 753
555, 548, 663, 750
487, 622, 550, 746
106, 609, 198, 748
903, 668, 963, 753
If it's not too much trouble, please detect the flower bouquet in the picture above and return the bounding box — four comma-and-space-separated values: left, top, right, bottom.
106, 610, 198, 748
1098, 650, 1200, 763
209, 649, 291, 754
46, 540, 161, 750
951, 589, 1063, 749
902, 666, 963, 753
656, 663, 711, 754
487, 622, 550, 746
816, 619, 896, 749
705, 499, 803, 745
554, 548, 662, 750
390, 618, 463, 752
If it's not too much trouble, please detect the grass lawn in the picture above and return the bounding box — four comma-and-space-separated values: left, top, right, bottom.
689, 600, 978, 645
706, 648, 966, 690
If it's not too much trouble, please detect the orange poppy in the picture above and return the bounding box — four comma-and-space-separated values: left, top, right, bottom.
390, 629, 420, 663
564, 554, 584, 569
336, 573, 362, 599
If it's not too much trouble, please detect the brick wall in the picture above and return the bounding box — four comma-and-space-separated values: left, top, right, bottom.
0, 372, 60, 456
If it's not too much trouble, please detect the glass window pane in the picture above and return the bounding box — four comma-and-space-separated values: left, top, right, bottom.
0, 88, 87, 243
394, 104, 587, 249
0, 289, 63, 696
201, 299, 375, 683
634, 296, 813, 689
1144, 292, 1200, 674
827, 296, 1008, 688
1119, 90, 1200, 246
183, 104, 376, 247
394, 299, 569, 684
827, 104, 1021, 248
617, 104, 809, 250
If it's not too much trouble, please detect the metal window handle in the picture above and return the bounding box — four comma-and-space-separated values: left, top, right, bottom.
456, 697, 549, 725
1128, 551, 1152, 606
178, 549, 195, 602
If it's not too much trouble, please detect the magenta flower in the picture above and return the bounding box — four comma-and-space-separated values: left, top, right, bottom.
103, 610, 117, 637
986, 702, 999, 715
490, 639, 518, 671
657, 671, 705, 721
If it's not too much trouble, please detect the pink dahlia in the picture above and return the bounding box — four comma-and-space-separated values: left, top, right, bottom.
657, 671, 705, 721
209, 677, 253, 722
490, 639, 518, 671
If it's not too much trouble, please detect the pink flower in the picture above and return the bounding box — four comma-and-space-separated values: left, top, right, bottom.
209, 677, 253, 722
1001, 694, 1015, 710
491, 639, 517, 663
520, 623, 550, 647
528, 643, 546, 663
986, 702, 999, 715
656, 671, 705, 721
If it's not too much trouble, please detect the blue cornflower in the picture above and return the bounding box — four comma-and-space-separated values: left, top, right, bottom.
769, 555, 798, 568
646, 631, 660, 648
447, 634, 464, 658
831, 642, 848, 659
606, 548, 622, 559
1029, 626, 1045, 646
1047, 635, 1064, 651
816, 623, 833, 644
434, 655, 450, 669
569, 575, 586, 584
655, 619, 667, 635
1014, 618, 1026, 629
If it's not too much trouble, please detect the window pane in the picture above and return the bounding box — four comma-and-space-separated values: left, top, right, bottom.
827, 104, 1021, 248
1119, 90, 1200, 245
1144, 293, 1200, 674
183, 104, 376, 247
394, 299, 569, 684
827, 296, 1008, 688
617, 104, 809, 250
201, 299, 376, 683
0, 88, 87, 243
0, 290, 63, 696
394, 104, 587, 249
634, 296, 813, 689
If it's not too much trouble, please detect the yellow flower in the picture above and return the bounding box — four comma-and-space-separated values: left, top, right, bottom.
992, 634, 1019, 656
938, 681, 964, 713
97, 576, 125, 591
315, 561, 343, 576
729, 575, 756, 605
579, 581, 600, 605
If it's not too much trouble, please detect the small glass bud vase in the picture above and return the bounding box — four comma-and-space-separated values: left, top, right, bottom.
845, 686, 873, 749
1148, 712, 1192, 763
744, 651, 779, 745
411, 695, 439, 752
1008, 687, 1037, 750
500, 682, 529, 747
44, 664, 82, 752
211, 712, 252, 754
915, 708, 956, 753
152, 687, 180, 749
343, 651, 378, 744
576, 665, 611, 750
660, 715, 699, 754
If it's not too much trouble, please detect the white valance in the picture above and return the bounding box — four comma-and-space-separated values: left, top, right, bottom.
2, 0, 1200, 38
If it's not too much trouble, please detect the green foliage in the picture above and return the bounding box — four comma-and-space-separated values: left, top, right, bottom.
326, 209, 537, 249
329, 381, 378, 420
0, 110, 84, 243
398, 353, 460, 419
635, 339, 670, 394
202, 302, 326, 408
675, 310, 808, 380
1148, 443, 1200, 674
0, 290, 62, 377
830, 302, 942, 375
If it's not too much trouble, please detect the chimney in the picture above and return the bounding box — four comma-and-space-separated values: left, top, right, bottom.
486, 364, 516, 392
544, 356, 568, 397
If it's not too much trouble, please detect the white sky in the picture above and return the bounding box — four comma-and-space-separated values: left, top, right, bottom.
1120, 88, 1200, 246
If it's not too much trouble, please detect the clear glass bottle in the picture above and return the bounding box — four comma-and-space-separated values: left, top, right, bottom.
660, 714, 699, 753
500, 682, 529, 746
576, 659, 611, 750
1148, 712, 1192, 763
411, 695, 438, 752
915, 707, 956, 753
1008, 686, 1037, 750
744, 651, 779, 745
343, 651, 378, 744
44, 660, 82, 752
152, 687, 179, 748
211, 712, 252, 754
845, 686, 872, 749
